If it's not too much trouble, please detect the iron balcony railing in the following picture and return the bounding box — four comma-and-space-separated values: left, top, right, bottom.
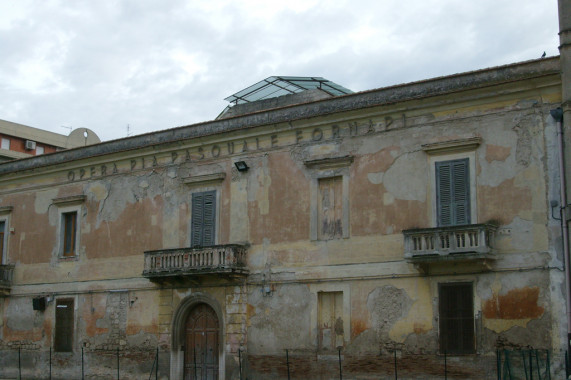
403, 224, 497, 259
143, 244, 248, 279
0, 264, 14, 290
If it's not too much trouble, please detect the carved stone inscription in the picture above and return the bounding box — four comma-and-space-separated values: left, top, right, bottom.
66, 117, 397, 182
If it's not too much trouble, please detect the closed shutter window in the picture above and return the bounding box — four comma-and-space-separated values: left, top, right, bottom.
191, 191, 216, 247
436, 158, 470, 226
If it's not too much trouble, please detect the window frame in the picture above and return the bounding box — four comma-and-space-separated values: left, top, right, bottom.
0, 212, 10, 266
317, 176, 344, 240
183, 173, 225, 248
310, 283, 351, 352
61, 210, 78, 257
429, 151, 477, 227
317, 291, 344, 351
435, 158, 471, 226
438, 282, 475, 355
191, 190, 217, 248
304, 156, 353, 241
1, 138, 10, 150
52, 196, 85, 259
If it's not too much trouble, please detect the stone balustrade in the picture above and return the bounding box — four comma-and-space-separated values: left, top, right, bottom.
143, 244, 248, 280
403, 224, 497, 259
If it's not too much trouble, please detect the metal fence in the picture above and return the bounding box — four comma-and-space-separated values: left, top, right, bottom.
0, 346, 563, 379
0, 347, 165, 380
497, 349, 551, 380
247, 348, 561, 380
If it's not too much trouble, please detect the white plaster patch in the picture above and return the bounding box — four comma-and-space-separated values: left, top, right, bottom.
230, 180, 249, 242
309, 144, 338, 156
383, 152, 426, 201
503, 217, 534, 251
367, 172, 383, 185
478, 150, 518, 187
357, 136, 385, 155
87, 183, 109, 202
383, 192, 395, 205
255, 159, 271, 215
34, 188, 59, 214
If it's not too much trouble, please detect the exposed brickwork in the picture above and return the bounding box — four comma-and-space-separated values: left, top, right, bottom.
226, 284, 247, 353
247, 353, 494, 380
158, 288, 173, 349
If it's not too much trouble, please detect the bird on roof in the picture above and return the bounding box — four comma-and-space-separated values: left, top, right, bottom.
541, 51, 546, 58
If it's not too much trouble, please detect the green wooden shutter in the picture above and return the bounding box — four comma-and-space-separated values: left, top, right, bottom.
191, 191, 216, 247
202, 191, 216, 246
436, 159, 470, 226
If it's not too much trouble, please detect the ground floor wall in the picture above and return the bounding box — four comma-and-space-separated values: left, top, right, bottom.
0, 266, 567, 379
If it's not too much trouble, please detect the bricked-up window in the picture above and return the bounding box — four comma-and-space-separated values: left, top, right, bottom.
191, 191, 216, 247
318, 177, 343, 240
436, 159, 470, 226
55, 299, 74, 352
318, 291, 344, 351
439, 283, 474, 354
62, 212, 78, 256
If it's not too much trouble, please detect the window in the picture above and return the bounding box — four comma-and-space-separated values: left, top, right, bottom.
1, 138, 10, 150
439, 283, 474, 354
436, 158, 470, 226
304, 156, 352, 241
36, 146, 44, 155
61, 212, 78, 256
318, 177, 343, 240
0, 208, 12, 265
53, 195, 85, 258
318, 291, 344, 351
191, 191, 216, 247
55, 299, 74, 352
0, 221, 5, 264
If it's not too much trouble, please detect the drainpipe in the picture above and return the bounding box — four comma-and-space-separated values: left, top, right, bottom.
558, 0, 571, 354
551, 108, 571, 352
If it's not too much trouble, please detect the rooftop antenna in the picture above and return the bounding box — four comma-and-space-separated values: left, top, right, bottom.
126, 124, 132, 137
61, 125, 72, 134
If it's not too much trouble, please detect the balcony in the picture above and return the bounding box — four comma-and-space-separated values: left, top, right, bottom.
0, 264, 14, 294
403, 224, 497, 273
143, 244, 248, 283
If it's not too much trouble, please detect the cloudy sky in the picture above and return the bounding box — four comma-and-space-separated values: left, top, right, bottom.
0, 0, 560, 142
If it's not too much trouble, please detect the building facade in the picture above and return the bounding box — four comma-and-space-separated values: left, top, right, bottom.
0, 55, 567, 379
0, 119, 100, 162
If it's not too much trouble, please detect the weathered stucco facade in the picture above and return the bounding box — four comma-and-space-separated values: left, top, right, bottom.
0, 55, 568, 379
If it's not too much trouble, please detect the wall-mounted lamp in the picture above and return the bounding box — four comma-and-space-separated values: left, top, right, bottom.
551, 200, 561, 220
234, 161, 249, 172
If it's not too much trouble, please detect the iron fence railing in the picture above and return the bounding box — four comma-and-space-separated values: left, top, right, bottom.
0, 346, 165, 380
0, 346, 562, 379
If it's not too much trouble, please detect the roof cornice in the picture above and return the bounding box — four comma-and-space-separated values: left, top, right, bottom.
0, 57, 560, 176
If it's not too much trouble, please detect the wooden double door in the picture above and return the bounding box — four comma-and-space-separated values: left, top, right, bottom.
184, 303, 220, 380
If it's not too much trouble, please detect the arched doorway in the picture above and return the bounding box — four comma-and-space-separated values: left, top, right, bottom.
184, 303, 220, 380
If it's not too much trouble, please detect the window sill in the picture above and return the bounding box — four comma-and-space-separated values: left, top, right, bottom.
58, 255, 78, 261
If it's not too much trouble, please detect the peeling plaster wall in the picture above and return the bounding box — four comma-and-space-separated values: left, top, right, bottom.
0, 60, 565, 378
